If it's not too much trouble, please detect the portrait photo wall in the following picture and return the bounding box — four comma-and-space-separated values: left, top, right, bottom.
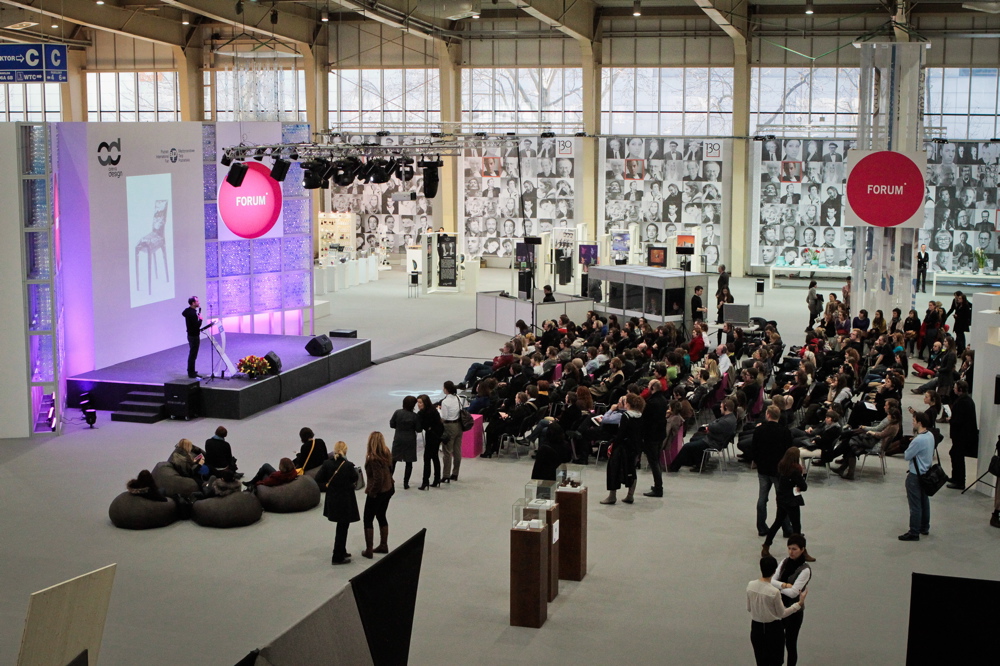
458, 136, 584, 262
597, 137, 729, 269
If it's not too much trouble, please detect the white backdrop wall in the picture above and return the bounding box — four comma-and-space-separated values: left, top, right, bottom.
597, 136, 729, 268
59, 122, 206, 374
459, 136, 584, 260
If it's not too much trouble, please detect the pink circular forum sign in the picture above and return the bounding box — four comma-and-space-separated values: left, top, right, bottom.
846, 151, 924, 228
218, 162, 283, 239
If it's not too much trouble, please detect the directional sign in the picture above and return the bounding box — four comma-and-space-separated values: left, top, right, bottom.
0, 44, 67, 83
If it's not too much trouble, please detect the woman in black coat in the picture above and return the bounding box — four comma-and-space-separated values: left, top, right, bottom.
945, 291, 972, 353
416, 394, 443, 490
601, 394, 645, 505
293, 427, 328, 473
762, 447, 808, 558
314, 441, 361, 565
389, 395, 421, 489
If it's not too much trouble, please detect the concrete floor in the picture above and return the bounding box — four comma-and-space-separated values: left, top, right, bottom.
1, 268, 996, 665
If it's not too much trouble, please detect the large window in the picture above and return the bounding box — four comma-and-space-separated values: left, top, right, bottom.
331, 68, 440, 130
601, 67, 733, 136
750, 67, 859, 135
87, 72, 179, 122
0, 83, 61, 122
924, 68, 1000, 140
211, 68, 306, 122
463, 67, 583, 130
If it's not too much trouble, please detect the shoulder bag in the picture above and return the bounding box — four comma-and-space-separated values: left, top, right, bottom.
355, 465, 366, 491
916, 448, 948, 497
325, 460, 346, 489
295, 438, 316, 476
459, 407, 475, 432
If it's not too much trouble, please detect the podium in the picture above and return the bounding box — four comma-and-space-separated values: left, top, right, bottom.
510, 525, 549, 628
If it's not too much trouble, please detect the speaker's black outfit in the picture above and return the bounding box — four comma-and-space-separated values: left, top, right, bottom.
182, 306, 201, 378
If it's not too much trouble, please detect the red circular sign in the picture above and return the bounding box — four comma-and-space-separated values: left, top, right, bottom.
217, 162, 282, 239
846, 151, 924, 228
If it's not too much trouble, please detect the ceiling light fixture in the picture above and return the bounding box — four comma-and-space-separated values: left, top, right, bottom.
805, 3, 814, 14
181, 12, 191, 25
633, 0, 642, 17
96, 0, 105, 5
321, 9, 329, 22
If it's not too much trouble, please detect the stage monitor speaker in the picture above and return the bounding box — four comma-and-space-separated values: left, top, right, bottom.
305, 335, 333, 357
265, 351, 283, 373
164, 380, 200, 420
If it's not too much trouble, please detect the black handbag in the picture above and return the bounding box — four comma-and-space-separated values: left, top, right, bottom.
916, 454, 948, 497
459, 408, 475, 432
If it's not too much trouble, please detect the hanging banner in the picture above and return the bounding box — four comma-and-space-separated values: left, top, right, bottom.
846, 150, 926, 229
437, 234, 457, 287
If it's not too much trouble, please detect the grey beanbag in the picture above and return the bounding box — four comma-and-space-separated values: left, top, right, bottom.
109, 492, 178, 530
256, 475, 321, 513
152, 461, 200, 497
192, 492, 263, 528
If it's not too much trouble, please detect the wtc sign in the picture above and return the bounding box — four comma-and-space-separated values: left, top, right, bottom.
845, 150, 926, 229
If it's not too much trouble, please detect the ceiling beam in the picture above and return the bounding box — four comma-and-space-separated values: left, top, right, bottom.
325, 0, 451, 43
508, 0, 598, 43
160, 0, 317, 46
693, 0, 748, 44
0, 0, 188, 47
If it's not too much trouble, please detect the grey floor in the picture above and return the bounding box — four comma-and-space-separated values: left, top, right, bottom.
1, 268, 996, 666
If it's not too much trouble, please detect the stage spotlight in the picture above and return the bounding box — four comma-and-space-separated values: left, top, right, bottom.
366, 159, 396, 184
541, 131, 555, 138
252, 147, 267, 161
221, 151, 233, 166
270, 9, 278, 25
332, 158, 361, 187
301, 158, 330, 189
419, 158, 443, 199
226, 161, 249, 187
235, 0, 243, 14
398, 157, 415, 182
80, 391, 97, 428
270, 158, 291, 182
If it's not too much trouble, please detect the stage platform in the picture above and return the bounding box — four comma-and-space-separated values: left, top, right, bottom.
67, 333, 371, 420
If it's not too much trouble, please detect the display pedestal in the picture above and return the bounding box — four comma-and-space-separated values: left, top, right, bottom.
543, 504, 560, 602
461, 413, 484, 458
556, 487, 587, 581
510, 525, 549, 628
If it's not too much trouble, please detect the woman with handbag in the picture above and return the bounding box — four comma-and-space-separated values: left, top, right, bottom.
416, 394, 444, 490
899, 410, 936, 541
762, 447, 808, 558
362, 432, 395, 559
293, 427, 328, 475
314, 441, 361, 565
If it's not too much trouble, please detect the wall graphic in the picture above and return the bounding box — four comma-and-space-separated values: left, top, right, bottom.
750, 138, 1000, 272
597, 137, 726, 268
127, 174, 174, 307
326, 135, 437, 255
459, 136, 584, 261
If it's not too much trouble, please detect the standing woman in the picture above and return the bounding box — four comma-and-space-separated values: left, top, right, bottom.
601, 393, 645, 505
944, 291, 972, 353
772, 534, 812, 666
920, 301, 941, 361
899, 411, 935, 541
439, 381, 464, 482
361, 432, 395, 558
717, 286, 735, 345
416, 394, 443, 490
761, 447, 808, 558
805, 281, 821, 332
389, 395, 420, 489
314, 441, 360, 565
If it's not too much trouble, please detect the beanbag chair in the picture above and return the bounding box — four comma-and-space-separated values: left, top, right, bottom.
256, 475, 321, 513
109, 492, 178, 530
192, 492, 263, 528
152, 461, 200, 497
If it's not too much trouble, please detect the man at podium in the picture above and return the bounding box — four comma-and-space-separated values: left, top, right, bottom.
182, 296, 202, 378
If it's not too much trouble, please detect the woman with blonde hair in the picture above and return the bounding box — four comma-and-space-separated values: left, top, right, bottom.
704, 357, 721, 385
315, 441, 361, 565
169, 438, 205, 478
361, 432, 395, 559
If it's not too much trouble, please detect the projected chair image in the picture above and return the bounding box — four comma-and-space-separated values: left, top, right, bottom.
135, 199, 170, 294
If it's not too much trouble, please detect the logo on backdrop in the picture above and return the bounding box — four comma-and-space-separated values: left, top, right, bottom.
846, 150, 926, 228
97, 139, 121, 166
155, 146, 195, 165
217, 161, 283, 239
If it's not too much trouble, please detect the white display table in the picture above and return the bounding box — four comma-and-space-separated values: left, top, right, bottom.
932, 270, 1000, 294
768, 265, 852, 289
313, 258, 379, 295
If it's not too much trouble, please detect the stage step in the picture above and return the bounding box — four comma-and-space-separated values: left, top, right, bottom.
110, 390, 167, 424
111, 410, 166, 424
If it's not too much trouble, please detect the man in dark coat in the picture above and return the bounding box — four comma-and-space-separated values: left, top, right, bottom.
751, 406, 793, 536
640, 381, 669, 497
947, 380, 978, 489
716, 264, 731, 298
668, 398, 738, 471
204, 425, 237, 475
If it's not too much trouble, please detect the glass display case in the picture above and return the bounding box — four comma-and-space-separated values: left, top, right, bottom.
512, 498, 546, 530
525, 480, 558, 502
556, 464, 586, 491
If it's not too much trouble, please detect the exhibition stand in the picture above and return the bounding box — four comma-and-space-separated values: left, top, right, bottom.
555, 464, 588, 582
313, 256, 379, 295
932, 270, 1000, 295
587, 265, 709, 333
476, 290, 593, 336
967, 292, 1000, 497
509, 523, 549, 629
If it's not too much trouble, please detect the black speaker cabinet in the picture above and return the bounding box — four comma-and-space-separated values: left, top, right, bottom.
265, 351, 283, 373
165, 379, 200, 420
305, 335, 333, 357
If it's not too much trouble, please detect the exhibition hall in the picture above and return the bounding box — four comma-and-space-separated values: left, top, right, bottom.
2, 1, 1000, 664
